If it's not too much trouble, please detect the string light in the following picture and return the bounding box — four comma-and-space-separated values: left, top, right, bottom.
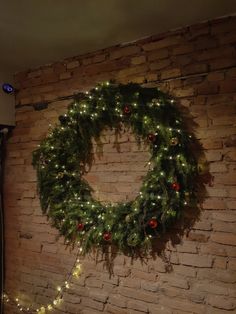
3, 246, 83, 313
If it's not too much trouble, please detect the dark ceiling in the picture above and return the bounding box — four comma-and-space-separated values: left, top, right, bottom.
1, 0, 236, 74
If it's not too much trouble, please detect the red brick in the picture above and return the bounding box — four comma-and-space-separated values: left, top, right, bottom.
207, 295, 236, 310
178, 253, 213, 268
110, 45, 141, 59
143, 35, 182, 51
66, 60, 79, 69
119, 287, 157, 303
127, 299, 149, 312
211, 232, 236, 246
161, 68, 181, 79
149, 59, 170, 71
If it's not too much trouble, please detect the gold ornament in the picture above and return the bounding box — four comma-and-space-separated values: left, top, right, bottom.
170, 137, 179, 146
57, 172, 64, 179
125, 214, 131, 223
184, 192, 190, 201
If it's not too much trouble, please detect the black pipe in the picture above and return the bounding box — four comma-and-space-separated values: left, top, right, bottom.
0, 127, 10, 314
0, 131, 5, 314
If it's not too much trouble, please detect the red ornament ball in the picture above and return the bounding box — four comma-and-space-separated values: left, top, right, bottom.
147, 133, 156, 142
123, 105, 131, 114
77, 222, 84, 231
103, 232, 112, 241
171, 182, 180, 191
148, 218, 158, 229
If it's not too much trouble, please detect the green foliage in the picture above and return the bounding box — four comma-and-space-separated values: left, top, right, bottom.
32, 82, 198, 254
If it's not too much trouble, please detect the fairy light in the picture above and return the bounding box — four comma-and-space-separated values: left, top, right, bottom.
3, 246, 83, 313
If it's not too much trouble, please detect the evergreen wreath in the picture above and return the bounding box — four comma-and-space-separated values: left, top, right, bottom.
32, 82, 198, 254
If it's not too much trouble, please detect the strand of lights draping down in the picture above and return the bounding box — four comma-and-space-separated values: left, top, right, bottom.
3, 245, 83, 314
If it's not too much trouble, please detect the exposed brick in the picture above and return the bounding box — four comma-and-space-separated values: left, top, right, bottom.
161, 68, 181, 79
108, 294, 128, 308
143, 35, 182, 51
131, 56, 146, 65
89, 290, 108, 303
110, 45, 141, 59
178, 253, 213, 268
119, 287, 157, 303
59, 72, 72, 80
207, 295, 236, 310
67, 60, 79, 69
211, 232, 236, 246
127, 299, 149, 312
7, 15, 236, 314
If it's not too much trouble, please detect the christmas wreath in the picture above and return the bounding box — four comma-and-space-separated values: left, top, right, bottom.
32, 82, 198, 254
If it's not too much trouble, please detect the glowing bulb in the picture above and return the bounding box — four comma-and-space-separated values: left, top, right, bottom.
47, 305, 53, 310
57, 286, 62, 292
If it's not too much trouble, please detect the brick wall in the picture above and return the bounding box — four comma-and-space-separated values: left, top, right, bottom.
4, 15, 236, 314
